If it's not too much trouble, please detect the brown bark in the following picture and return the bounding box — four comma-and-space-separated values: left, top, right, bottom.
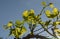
22, 34, 49, 39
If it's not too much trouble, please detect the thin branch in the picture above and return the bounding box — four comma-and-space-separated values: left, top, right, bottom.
37, 4, 49, 17
22, 34, 50, 39
39, 23, 52, 35
34, 3, 58, 38
35, 26, 53, 34
38, 23, 58, 38
34, 25, 53, 32
34, 28, 42, 32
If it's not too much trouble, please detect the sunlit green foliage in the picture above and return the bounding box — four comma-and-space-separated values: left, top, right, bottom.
3, 1, 60, 39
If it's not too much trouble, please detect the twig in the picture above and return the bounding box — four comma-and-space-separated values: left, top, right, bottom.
34, 25, 53, 32
38, 23, 58, 38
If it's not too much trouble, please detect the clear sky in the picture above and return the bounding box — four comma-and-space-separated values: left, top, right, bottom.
0, 0, 60, 39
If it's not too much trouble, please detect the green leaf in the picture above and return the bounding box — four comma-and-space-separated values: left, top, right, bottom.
45, 20, 51, 26
15, 20, 21, 25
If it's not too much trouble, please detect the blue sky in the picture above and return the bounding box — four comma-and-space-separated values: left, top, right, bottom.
0, 0, 60, 39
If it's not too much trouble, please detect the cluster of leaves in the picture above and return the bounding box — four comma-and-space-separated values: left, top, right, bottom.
3, 20, 27, 38
3, 1, 60, 39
